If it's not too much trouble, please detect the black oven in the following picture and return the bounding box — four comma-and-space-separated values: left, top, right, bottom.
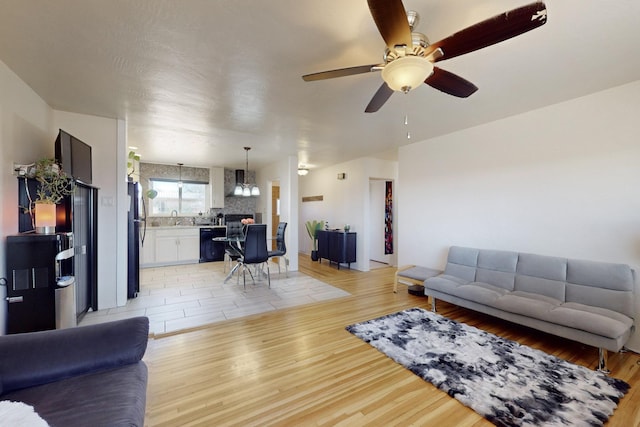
199, 227, 226, 262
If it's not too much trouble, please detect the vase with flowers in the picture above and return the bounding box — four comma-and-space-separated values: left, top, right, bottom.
240, 217, 255, 234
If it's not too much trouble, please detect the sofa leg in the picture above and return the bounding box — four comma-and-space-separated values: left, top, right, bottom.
431, 297, 437, 313
597, 348, 610, 374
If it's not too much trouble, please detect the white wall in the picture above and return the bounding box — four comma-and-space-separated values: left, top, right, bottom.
398, 81, 640, 350
52, 111, 122, 309
0, 60, 53, 334
256, 155, 299, 271
0, 59, 127, 334
299, 157, 398, 271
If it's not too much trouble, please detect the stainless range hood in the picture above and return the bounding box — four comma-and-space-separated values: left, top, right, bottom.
227, 169, 245, 196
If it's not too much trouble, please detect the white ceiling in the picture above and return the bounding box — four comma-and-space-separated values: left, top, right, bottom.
1, 0, 639, 171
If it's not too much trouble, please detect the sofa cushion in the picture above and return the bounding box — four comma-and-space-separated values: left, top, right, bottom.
425, 276, 467, 295
477, 249, 518, 272
475, 269, 515, 291
444, 264, 476, 282
492, 291, 561, 320
567, 259, 634, 291
548, 303, 634, 339
566, 283, 634, 319
475, 249, 518, 291
517, 253, 567, 281
448, 246, 479, 267
0, 317, 149, 394
443, 247, 478, 282
1, 362, 147, 427
453, 282, 509, 306
514, 275, 566, 302
398, 266, 440, 282
424, 274, 469, 292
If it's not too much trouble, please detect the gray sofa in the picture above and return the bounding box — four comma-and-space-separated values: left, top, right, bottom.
424, 246, 636, 371
0, 316, 149, 426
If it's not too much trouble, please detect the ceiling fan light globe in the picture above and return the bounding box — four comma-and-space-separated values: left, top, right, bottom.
381, 56, 433, 92
251, 186, 260, 196
234, 185, 244, 196
242, 186, 251, 197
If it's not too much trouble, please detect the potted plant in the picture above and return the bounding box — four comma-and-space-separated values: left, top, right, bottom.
127, 150, 158, 200
30, 158, 75, 233
127, 150, 141, 181
305, 220, 325, 261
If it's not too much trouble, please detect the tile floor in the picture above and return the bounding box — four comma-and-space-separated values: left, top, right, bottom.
79, 261, 350, 336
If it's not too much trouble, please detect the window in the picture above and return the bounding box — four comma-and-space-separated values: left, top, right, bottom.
149, 179, 209, 215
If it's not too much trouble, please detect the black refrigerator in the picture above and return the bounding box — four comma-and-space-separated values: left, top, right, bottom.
127, 182, 145, 299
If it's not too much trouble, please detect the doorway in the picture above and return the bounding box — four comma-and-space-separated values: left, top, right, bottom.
369, 179, 394, 266
271, 181, 280, 252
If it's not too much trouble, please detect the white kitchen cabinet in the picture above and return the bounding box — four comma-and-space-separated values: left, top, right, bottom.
177, 233, 200, 262
210, 167, 225, 208
145, 227, 200, 266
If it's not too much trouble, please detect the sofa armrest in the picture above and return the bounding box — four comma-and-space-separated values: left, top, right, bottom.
0, 316, 149, 394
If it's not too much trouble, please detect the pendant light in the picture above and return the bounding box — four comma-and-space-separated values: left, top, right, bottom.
177, 163, 183, 188
237, 147, 259, 197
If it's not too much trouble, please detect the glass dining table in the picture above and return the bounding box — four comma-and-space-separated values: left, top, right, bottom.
213, 232, 274, 284
212, 236, 244, 283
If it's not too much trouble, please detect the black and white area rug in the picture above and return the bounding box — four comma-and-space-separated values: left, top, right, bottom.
346, 308, 629, 427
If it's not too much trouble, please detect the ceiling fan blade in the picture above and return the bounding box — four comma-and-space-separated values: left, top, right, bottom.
365, 83, 394, 113
425, 2, 547, 62
425, 67, 478, 98
367, 0, 412, 50
302, 64, 381, 82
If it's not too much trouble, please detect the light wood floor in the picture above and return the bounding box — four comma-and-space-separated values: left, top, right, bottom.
144, 255, 640, 426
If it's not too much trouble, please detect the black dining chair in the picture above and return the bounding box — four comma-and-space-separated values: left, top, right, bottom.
224, 221, 244, 274
237, 223, 270, 289
267, 222, 288, 277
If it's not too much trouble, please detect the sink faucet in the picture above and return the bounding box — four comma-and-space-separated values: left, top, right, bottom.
170, 210, 178, 226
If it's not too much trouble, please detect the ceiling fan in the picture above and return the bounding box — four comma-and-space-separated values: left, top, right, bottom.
302, 0, 547, 112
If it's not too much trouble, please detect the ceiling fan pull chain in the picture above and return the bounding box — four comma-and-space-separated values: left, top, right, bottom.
403, 92, 411, 139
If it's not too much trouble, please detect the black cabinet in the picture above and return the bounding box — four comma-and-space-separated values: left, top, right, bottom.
17, 178, 98, 321
5, 233, 74, 334
317, 230, 356, 269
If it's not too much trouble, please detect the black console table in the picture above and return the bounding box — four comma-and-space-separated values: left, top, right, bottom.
317, 230, 356, 269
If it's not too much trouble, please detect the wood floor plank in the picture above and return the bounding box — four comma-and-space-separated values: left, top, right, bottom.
144, 254, 640, 426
